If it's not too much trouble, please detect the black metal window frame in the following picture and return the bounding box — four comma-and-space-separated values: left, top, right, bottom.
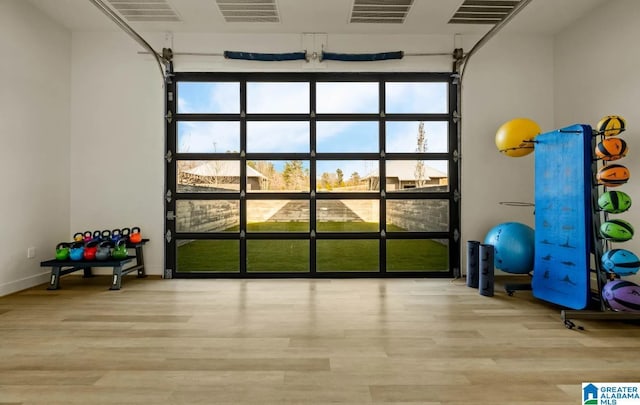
165, 71, 460, 278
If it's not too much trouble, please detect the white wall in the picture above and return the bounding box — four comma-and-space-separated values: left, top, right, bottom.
70, 32, 165, 276
460, 34, 555, 274
2, 1, 630, 291
0, 1, 71, 295
555, 0, 640, 284
70, 31, 546, 277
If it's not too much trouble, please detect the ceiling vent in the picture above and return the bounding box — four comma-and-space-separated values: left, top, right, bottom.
215, 0, 279, 23
349, 0, 414, 24
106, 0, 181, 22
449, 0, 519, 24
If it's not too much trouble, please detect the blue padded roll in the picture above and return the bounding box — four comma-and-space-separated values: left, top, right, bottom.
479, 244, 495, 297
321, 51, 403, 62
466, 240, 480, 288
224, 51, 307, 61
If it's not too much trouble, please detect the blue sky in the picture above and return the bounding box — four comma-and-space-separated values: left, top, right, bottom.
177, 81, 449, 173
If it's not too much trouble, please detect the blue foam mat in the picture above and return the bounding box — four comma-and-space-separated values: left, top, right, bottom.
531, 124, 592, 310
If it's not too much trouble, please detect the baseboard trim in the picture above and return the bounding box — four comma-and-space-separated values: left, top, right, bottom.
0, 272, 51, 297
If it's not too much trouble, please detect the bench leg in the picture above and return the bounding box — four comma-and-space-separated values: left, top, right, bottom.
135, 246, 147, 278
83, 267, 94, 278
47, 267, 61, 290
110, 265, 124, 290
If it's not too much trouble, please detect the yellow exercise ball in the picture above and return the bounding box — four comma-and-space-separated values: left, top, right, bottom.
596, 115, 626, 137
495, 118, 541, 157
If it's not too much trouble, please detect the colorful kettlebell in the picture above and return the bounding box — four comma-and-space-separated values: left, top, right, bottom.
112, 238, 128, 259
129, 226, 142, 244
101, 229, 111, 241
96, 240, 112, 261
92, 230, 102, 241
55, 242, 70, 260
111, 229, 122, 243
83, 241, 98, 260
69, 242, 84, 261
120, 227, 130, 241
83, 231, 93, 243
73, 232, 84, 242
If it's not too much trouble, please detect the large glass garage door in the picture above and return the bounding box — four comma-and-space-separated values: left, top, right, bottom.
165, 72, 459, 277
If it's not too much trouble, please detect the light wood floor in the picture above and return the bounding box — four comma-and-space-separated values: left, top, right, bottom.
1, 275, 639, 404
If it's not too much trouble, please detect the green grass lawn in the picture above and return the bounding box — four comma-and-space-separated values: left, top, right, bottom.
225, 221, 381, 232
177, 222, 448, 273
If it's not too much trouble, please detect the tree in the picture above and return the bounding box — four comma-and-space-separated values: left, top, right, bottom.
320, 172, 332, 190
349, 171, 361, 186
283, 160, 308, 190
415, 121, 428, 188
336, 168, 344, 187
250, 160, 283, 190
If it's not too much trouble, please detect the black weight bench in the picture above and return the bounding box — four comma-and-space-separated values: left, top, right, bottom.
41, 239, 149, 290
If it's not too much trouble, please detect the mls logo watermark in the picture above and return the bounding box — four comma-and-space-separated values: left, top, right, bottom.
583, 383, 640, 404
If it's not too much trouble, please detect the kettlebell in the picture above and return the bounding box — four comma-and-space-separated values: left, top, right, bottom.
101, 229, 111, 241
69, 242, 84, 261
93, 230, 102, 241
73, 232, 84, 242
83, 241, 98, 260
112, 238, 128, 260
96, 240, 112, 261
83, 231, 93, 243
120, 227, 131, 241
111, 229, 122, 243
55, 242, 70, 260
129, 226, 142, 244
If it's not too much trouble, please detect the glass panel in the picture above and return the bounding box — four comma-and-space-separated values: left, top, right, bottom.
385, 82, 448, 114
246, 121, 309, 153
177, 82, 240, 114
177, 121, 240, 153
317, 240, 379, 272
247, 160, 310, 192
386, 121, 448, 153
387, 239, 449, 271
385, 160, 449, 191
176, 200, 239, 233
176, 240, 239, 272
247, 240, 309, 272
177, 160, 241, 193
316, 82, 378, 114
247, 82, 309, 113
317, 200, 379, 232
317, 160, 379, 192
386, 200, 449, 232
247, 200, 309, 232
316, 121, 379, 153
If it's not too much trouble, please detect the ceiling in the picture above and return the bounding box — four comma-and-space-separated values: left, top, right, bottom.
28, 0, 606, 37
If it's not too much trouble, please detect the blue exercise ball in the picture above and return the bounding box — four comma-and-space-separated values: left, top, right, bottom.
484, 222, 535, 274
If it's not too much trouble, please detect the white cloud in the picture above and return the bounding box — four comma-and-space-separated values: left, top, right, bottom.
316, 82, 378, 114
386, 121, 448, 153
178, 121, 240, 153
247, 82, 309, 113
247, 121, 309, 153
177, 81, 450, 161
208, 83, 240, 113
177, 82, 240, 114
316, 121, 379, 153
385, 83, 448, 114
